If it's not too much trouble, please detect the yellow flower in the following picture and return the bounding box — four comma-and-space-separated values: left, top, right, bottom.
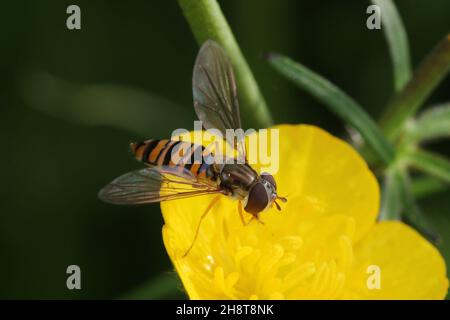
161, 124, 448, 299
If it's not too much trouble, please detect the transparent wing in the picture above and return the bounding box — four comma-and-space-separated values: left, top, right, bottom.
193, 40, 246, 162
98, 166, 223, 205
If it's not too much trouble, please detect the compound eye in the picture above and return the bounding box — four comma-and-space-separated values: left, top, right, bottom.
244, 182, 269, 215
261, 173, 276, 189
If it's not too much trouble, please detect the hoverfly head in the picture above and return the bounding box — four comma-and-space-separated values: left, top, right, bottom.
244, 173, 282, 215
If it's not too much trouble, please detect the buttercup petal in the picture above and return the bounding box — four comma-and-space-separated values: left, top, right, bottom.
345, 221, 448, 299
272, 125, 379, 241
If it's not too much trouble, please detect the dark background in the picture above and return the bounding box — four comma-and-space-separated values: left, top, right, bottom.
0, 0, 448, 298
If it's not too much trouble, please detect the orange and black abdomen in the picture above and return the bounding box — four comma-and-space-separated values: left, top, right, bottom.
130, 139, 215, 180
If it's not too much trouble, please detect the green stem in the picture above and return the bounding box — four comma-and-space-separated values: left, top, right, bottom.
400, 171, 440, 243
379, 166, 404, 220
178, 0, 273, 129
380, 34, 450, 140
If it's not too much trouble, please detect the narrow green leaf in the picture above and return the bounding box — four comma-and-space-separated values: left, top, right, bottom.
372, 0, 411, 91
178, 0, 273, 129
406, 149, 450, 183
380, 167, 404, 220
411, 176, 447, 199
20, 72, 190, 137
380, 34, 450, 140
267, 54, 395, 164
404, 102, 450, 143
120, 273, 183, 300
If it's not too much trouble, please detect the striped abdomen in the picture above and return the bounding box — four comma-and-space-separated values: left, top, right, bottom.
130, 139, 216, 180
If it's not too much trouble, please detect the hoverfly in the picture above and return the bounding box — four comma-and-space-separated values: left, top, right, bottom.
99, 40, 287, 256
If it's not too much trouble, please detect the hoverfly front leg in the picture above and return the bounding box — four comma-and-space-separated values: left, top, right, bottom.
237, 201, 264, 226
238, 201, 252, 226
254, 214, 265, 225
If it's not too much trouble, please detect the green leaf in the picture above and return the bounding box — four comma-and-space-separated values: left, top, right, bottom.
178, 0, 273, 129
406, 149, 450, 183
404, 102, 450, 143
380, 167, 405, 220
20, 72, 190, 137
380, 34, 450, 140
267, 54, 395, 165
411, 176, 447, 199
120, 273, 183, 300
372, 0, 411, 91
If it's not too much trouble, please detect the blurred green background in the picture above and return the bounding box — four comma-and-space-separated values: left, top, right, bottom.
0, 0, 448, 299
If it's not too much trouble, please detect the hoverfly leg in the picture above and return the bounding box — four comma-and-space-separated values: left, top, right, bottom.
238, 201, 252, 226
254, 214, 265, 225
183, 195, 221, 258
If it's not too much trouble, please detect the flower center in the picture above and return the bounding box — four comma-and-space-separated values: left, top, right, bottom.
197, 201, 356, 299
